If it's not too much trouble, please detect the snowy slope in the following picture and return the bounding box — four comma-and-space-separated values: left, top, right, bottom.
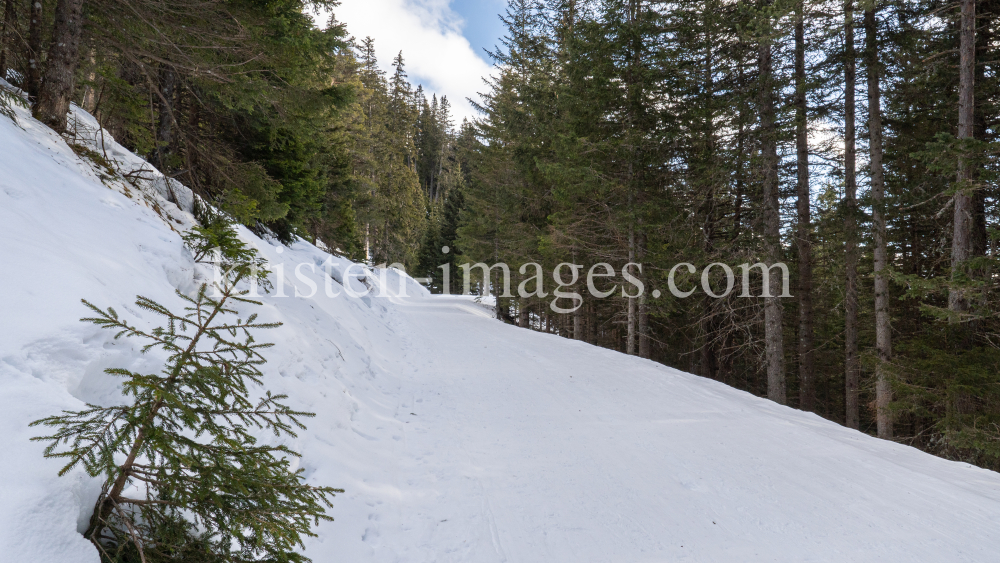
2, 91, 1000, 563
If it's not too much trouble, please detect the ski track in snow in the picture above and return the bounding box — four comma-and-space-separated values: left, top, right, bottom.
2, 86, 1000, 562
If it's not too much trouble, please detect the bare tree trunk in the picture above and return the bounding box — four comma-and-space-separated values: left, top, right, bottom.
80, 49, 97, 112
700, 297, 718, 379
718, 332, 734, 385
626, 227, 637, 355
0, 0, 15, 80
844, 0, 861, 430
866, 5, 892, 438
25, 0, 43, 103
638, 295, 649, 357
574, 297, 584, 340
795, 0, 814, 411
624, 0, 641, 356
364, 222, 371, 263
588, 300, 597, 343
759, 11, 785, 404
732, 63, 747, 242
700, 25, 717, 377
35, 0, 86, 132
972, 10, 989, 261
153, 67, 176, 170
951, 0, 976, 316
637, 232, 649, 357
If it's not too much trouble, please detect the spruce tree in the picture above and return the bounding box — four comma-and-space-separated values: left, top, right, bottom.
31, 265, 341, 562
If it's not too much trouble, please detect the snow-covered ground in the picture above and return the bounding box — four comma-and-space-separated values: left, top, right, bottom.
2, 89, 1000, 563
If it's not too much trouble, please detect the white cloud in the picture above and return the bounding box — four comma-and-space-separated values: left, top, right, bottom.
318, 0, 495, 123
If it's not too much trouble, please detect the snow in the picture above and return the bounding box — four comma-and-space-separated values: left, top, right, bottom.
2, 89, 1000, 563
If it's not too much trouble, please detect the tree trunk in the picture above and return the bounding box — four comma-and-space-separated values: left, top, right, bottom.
701, 298, 718, 379
624, 0, 641, 357
638, 295, 649, 358
25, 0, 43, 103
153, 67, 176, 170
951, 0, 976, 315
866, 5, 892, 439
973, 9, 989, 260
844, 0, 861, 430
795, 0, 815, 411
588, 300, 597, 343
759, 10, 786, 404
574, 297, 584, 340
701, 22, 717, 378
626, 228, 637, 355
35, 0, 86, 132
637, 232, 649, 357
0, 0, 15, 80
80, 49, 97, 112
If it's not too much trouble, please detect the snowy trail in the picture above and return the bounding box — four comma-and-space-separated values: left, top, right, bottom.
3, 94, 1000, 563
349, 295, 1000, 562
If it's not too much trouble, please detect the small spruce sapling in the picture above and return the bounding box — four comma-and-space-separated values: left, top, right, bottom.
31, 265, 341, 562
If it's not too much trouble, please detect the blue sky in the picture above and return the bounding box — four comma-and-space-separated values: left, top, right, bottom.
450, 0, 508, 60
321, 0, 510, 122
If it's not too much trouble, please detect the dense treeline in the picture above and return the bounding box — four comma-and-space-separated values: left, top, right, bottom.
453, 0, 1000, 470
0, 0, 462, 270
7, 0, 1000, 472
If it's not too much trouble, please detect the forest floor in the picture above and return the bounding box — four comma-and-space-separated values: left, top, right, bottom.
2, 85, 999, 562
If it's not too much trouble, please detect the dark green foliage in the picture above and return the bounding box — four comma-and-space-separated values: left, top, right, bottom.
348, 42, 427, 268
0, 80, 25, 122
31, 271, 341, 562
68, 0, 356, 242
416, 169, 465, 293
1, 0, 452, 263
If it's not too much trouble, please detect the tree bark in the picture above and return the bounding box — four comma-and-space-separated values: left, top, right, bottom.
844, 0, 861, 429
627, 228, 637, 355
866, 4, 892, 438
35, 0, 86, 132
637, 232, 649, 357
701, 19, 718, 378
638, 295, 649, 357
80, 49, 97, 112
0, 0, 15, 80
624, 0, 641, 356
25, 0, 43, 103
759, 8, 786, 404
972, 8, 989, 260
153, 67, 176, 170
951, 0, 976, 316
795, 0, 815, 411
588, 300, 596, 343
574, 298, 584, 340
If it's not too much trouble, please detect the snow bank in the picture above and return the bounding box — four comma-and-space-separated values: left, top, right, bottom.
2, 95, 1000, 562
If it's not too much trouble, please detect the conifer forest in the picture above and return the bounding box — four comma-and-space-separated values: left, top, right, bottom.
6, 1, 1000, 549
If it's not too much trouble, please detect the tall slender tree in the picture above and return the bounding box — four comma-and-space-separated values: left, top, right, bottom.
758, 0, 786, 404
951, 0, 976, 316
795, 0, 815, 410
866, 0, 892, 438
844, 0, 860, 429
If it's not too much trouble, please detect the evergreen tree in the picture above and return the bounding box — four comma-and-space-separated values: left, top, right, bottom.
347, 41, 426, 268
31, 261, 341, 562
